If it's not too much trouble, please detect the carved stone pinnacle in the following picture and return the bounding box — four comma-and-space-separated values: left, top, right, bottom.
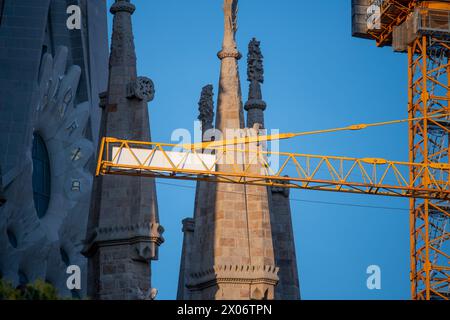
110, 0, 135, 15
247, 38, 264, 84
198, 85, 214, 131
127, 77, 155, 102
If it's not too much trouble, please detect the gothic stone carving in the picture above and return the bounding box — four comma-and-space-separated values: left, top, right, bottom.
198, 85, 215, 131
247, 38, 264, 84
127, 76, 155, 102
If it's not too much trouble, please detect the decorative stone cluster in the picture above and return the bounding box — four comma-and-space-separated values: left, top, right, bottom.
198, 85, 215, 131
245, 38, 266, 128
247, 38, 264, 84
127, 76, 155, 102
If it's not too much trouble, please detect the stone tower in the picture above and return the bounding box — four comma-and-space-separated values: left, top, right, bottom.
83, 0, 164, 300
178, 0, 279, 300
243, 38, 301, 300
178, 1, 301, 300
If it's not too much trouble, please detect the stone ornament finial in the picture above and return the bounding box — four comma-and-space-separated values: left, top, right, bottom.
127, 76, 155, 102
245, 38, 266, 128
224, 0, 239, 34
219, 0, 241, 60
198, 85, 214, 131
247, 38, 264, 84
110, 0, 135, 15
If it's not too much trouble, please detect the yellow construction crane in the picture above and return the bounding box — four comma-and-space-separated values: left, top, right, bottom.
363, 0, 450, 300
96, 0, 450, 300
96, 119, 450, 201
96, 115, 450, 301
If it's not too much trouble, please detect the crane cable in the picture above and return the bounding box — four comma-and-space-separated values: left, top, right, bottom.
288, 115, 435, 137
184, 114, 449, 150
156, 181, 409, 212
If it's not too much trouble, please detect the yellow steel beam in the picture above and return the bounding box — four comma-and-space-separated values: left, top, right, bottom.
96, 137, 450, 201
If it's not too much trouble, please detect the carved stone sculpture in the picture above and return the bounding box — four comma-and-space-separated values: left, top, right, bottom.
0, 46, 95, 297
127, 76, 155, 102
245, 38, 267, 128
198, 85, 215, 133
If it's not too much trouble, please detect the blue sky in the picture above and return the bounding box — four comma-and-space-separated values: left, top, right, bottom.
106, 0, 410, 300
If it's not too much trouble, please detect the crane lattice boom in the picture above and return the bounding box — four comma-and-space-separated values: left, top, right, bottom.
96, 137, 450, 200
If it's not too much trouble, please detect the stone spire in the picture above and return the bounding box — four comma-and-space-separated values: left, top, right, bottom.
83, 0, 164, 300
245, 38, 267, 129
180, 0, 279, 300
216, 0, 245, 130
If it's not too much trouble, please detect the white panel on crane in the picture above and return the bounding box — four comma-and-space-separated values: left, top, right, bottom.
111, 147, 217, 173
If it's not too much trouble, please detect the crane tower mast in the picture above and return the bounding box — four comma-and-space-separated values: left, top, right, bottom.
353, 0, 450, 300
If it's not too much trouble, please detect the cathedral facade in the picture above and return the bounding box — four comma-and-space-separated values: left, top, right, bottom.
0, 0, 108, 298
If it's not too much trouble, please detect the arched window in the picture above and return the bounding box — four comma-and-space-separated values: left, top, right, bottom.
32, 132, 51, 218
